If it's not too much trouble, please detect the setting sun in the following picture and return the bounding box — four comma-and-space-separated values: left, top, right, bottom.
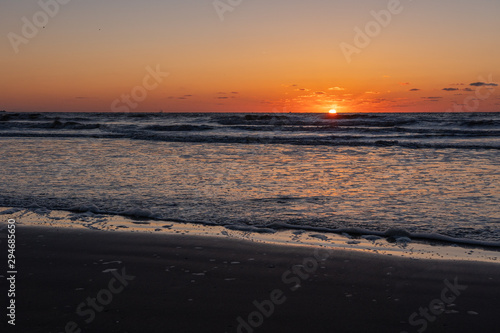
329, 109, 337, 114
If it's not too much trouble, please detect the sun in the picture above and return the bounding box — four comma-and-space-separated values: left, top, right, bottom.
328, 109, 337, 114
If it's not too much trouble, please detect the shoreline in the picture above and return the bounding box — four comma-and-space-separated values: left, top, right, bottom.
2, 207, 500, 264
1, 225, 500, 332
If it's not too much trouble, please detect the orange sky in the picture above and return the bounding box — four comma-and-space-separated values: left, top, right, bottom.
1, 0, 499, 113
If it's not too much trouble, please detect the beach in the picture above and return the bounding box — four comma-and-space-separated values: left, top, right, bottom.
3, 225, 500, 333
3, 0, 500, 330
1, 112, 499, 332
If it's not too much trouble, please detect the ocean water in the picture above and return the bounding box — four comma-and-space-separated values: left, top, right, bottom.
1, 112, 499, 245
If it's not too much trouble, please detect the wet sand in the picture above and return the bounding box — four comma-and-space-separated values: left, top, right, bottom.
2, 226, 500, 333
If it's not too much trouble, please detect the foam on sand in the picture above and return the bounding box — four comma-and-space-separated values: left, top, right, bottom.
2, 207, 499, 264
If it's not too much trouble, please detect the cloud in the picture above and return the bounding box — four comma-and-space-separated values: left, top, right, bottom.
463, 88, 474, 92
215, 92, 238, 98
328, 87, 345, 91
409, 89, 420, 92
399, 82, 410, 86
421, 97, 442, 102
314, 91, 326, 95
442, 88, 459, 91
170, 94, 193, 100
470, 82, 498, 87
75, 96, 87, 99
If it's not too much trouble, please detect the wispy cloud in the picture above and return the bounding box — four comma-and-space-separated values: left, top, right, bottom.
421, 96, 442, 102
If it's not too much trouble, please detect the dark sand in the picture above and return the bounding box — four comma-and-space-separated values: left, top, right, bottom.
2, 227, 500, 333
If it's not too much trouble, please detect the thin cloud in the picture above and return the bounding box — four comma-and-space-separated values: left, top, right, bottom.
470, 82, 498, 87
422, 97, 442, 102
371, 98, 388, 104
442, 88, 459, 91
171, 94, 193, 100
409, 89, 420, 92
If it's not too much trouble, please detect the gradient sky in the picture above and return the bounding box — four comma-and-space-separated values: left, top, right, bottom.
1, 0, 499, 113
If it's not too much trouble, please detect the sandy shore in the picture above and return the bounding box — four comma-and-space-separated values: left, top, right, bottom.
2, 226, 500, 333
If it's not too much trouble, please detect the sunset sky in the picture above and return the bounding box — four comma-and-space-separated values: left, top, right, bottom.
1, 0, 499, 113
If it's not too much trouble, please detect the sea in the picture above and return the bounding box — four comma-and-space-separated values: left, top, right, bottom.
1, 111, 499, 246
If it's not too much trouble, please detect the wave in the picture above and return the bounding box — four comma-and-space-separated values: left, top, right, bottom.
2, 131, 500, 149
143, 124, 214, 132
1, 112, 499, 151
3, 206, 499, 249
461, 119, 500, 127
0, 120, 103, 130
215, 113, 410, 127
